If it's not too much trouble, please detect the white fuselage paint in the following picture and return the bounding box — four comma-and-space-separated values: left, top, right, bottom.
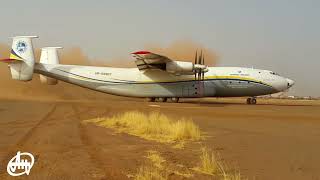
34, 63, 294, 98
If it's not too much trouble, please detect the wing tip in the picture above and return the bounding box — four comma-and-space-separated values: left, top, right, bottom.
132, 51, 151, 55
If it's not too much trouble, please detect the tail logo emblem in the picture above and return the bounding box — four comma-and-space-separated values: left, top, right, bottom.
7, 151, 35, 176
16, 41, 27, 53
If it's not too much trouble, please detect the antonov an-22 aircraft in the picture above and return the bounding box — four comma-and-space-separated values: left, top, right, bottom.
1, 36, 294, 104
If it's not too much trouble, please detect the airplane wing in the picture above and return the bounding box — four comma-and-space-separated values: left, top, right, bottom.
131, 51, 172, 71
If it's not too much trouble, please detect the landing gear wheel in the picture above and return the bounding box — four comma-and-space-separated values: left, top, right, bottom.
171, 97, 179, 103
251, 98, 257, 104
246, 97, 257, 105
158, 97, 167, 102
147, 97, 156, 102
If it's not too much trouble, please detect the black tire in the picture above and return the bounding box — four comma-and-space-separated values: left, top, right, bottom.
171, 97, 179, 103
147, 97, 155, 102
251, 98, 257, 104
246, 98, 252, 104
158, 97, 167, 102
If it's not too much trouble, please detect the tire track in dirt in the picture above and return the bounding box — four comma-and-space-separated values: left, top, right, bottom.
14, 104, 58, 148
72, 105, 109, 179
0, 104, 58, 175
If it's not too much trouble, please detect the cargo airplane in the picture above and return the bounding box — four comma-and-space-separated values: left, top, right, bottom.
0, 36, 294, 104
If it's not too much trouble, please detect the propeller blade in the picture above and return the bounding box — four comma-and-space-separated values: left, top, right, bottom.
202, 54, 205, 80
202, 54, 205, 65
201, 50, 204, 65
194, 51, 198, 64
194, 51, 197, 80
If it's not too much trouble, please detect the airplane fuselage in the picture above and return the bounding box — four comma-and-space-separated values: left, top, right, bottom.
34, 63, 294, 98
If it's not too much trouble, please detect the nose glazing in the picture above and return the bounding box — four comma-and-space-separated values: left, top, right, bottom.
286, 78, 295, 88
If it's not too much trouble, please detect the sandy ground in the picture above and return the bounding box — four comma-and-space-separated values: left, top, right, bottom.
0, 94, 319, 180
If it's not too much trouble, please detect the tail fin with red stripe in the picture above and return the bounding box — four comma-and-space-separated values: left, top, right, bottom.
1, 36, 38, 81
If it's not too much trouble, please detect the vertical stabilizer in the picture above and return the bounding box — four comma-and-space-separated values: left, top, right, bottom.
9, 36, 38, 81
39, 47, 62, 85
39, 47, 62, 64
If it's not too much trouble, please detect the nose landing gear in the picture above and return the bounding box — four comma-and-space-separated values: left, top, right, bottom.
246, 97, 257, 105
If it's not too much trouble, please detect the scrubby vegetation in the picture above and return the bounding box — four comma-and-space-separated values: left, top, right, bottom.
134, 165, 168, 180
146, 150, 166, 169
134, 151, 167, 180
84, 111, 201, 143
134, 150, 192, 180
193, 147, 243, 180
197, 147, 219, 175
84, 112, 244, 180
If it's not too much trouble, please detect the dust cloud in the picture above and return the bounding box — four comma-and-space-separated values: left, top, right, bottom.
144, 39, 219, 66
0, 44, 108, 100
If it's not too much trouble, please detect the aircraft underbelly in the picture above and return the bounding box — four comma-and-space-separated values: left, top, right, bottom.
97, 81, 216, 98
96, 80, 273, 98
213, 79, 276, 97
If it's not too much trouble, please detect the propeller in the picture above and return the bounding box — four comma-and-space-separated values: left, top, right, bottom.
194, 50, 207, 81
194, 51, 198, 79
201, 54, 205, 79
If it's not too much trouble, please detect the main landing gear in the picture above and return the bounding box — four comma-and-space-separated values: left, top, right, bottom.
146, 97, 179, 103
246, 97, 257, 105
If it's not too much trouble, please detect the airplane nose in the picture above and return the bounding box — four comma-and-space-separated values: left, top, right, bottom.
286, 78, 295, 88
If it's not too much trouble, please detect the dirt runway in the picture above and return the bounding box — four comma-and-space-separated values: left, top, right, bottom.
0, 97, 319, 180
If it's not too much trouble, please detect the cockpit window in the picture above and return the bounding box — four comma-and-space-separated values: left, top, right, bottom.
270, 71, 279, 76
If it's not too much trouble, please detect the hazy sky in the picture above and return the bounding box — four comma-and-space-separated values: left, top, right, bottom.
0, 0, 319, 96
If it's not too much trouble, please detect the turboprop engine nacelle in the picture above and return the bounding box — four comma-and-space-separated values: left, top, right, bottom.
166, 61, 194, 75
166, 61, 208, 75
39, 47, 62, 85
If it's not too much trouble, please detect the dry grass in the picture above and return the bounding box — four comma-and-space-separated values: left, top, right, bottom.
84, 111, 201, 143
193, 147, 244, 180
220, 167, 242, 180
84, 112, 244, 179
134, 166, 168, 180
193, 147, 219, 175
146, 150, 166, 169
135, 151, 168, 180
134, 150, 195, 180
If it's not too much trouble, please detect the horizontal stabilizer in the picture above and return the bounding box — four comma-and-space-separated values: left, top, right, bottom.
0, 58, 23, 63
